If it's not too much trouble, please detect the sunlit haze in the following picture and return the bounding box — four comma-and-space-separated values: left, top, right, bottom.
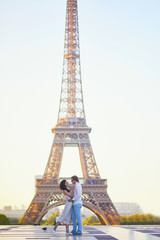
0, 0, 160, 215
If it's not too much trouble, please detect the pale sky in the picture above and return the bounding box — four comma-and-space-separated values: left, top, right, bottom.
0, 0, 160, 216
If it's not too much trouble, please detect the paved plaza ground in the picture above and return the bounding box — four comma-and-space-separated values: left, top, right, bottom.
0, 225, 160, 240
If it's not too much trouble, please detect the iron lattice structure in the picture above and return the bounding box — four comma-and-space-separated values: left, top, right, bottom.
22, 0, 120, 225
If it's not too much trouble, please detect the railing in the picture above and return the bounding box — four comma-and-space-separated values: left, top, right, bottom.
35, 176, 107, 186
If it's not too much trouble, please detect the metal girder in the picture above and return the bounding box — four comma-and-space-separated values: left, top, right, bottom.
22, 0, 121, 225
43, 130, 100, 179
21, 178, 120, 225
58, 0, 85, 123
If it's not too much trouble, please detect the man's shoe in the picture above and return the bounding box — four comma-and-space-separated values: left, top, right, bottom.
73, 230, 82, 235
70, 230, 76, 234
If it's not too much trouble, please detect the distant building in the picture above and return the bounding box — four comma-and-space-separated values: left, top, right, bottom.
0, 209, 25, 218
3, 206, 12, 211
114, 202, 143, 216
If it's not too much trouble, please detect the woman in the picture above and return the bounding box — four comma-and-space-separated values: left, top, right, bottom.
52, 179, 74, 235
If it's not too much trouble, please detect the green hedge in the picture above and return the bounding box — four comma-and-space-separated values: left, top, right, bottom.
120, 214, 160, 225
0, 214, 10, 225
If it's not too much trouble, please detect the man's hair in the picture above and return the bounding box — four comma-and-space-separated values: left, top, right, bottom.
71, 175, 79, 182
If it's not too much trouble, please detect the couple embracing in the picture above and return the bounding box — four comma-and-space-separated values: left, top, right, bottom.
52, 175, 82, 235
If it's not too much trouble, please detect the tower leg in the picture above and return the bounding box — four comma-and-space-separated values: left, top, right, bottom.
44, 137, 64, 178
21, 179, 64, 225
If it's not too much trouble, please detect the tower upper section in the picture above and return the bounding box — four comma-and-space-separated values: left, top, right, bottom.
57, 0, 86, 128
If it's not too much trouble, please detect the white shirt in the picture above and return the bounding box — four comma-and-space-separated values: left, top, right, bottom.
72, 182, 82, 205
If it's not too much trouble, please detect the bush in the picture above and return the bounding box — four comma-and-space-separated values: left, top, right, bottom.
83, 215, 100, 225
41, 212, 59, 225
120, 214, 160, 225
9, 218, 19, 225
0, 214, 10, 225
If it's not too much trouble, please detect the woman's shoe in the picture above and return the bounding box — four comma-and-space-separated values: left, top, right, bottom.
52, 228, 56, 235
69, 230, 76, 235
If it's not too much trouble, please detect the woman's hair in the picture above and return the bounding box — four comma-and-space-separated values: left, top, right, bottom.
59, 179, 70, 192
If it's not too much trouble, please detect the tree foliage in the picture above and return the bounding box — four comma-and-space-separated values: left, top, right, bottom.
121, 214, 160, 225
0, 214, 10, 225
41, 212, 59, 225
18, 217, 23, 224
8, 218, 19, 225
82, 214, 160, 225
83, 215, 100, 225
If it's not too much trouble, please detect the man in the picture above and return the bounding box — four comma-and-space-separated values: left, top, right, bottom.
69, 175, 82, 235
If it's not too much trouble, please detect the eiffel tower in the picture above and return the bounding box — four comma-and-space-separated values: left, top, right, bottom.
22, 0, 120, 225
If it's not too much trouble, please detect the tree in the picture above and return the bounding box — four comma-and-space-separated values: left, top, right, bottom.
41, 212, 59, 225
83, 215, 100, 225
18, 217, 22, 224
0, 214, 10, 225
121, 214, 160, 225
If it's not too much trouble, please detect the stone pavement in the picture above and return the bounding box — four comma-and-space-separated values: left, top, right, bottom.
0, 225, 160, 240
